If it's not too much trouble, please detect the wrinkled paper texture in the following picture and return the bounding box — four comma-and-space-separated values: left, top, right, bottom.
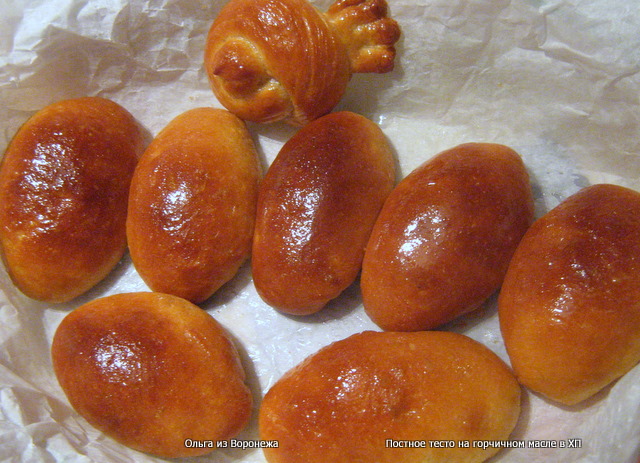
1, 0, 639, 461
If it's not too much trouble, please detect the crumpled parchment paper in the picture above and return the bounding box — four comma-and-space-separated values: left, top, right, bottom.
1, 0, 639, 462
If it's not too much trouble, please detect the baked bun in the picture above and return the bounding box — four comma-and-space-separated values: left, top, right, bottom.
51, 292, 252, 458
252, 111, 395, 315
499, 184, 640, 405
204, 0, 400, 125
0, 97, 143, 303
361, 143, 534, 331
259, 330, 521, 463
127, 108, 261, 303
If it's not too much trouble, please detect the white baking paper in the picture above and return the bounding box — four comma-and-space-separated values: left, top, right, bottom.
1, 0, 639, 461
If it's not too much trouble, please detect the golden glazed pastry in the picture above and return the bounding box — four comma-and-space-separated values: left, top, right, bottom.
204, 0, 401, 125
0, 97, 143, 303
51, 292, 252, 458
499, 184, 640, 406
127, 108, 261, 303
252, 111, 395, 315
361, 143, 535, 331
259, 330, 521, 463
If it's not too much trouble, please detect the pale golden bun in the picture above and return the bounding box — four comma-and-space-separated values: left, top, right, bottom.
259, 330, 521, 463
127, 108, 261, 303
51, 292, 252, 458
362, 143, 534, 331
499, 184, 640, 405
252, 111, 395, 315
0, 97, 144, 303
204, 0, 400, 125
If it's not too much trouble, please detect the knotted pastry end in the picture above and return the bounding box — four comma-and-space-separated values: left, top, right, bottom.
205, 37, 293, 124
326, 0, 401, 73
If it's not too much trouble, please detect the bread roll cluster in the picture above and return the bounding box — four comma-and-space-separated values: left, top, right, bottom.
0, 98, 258, 457
1, 0, 639, 460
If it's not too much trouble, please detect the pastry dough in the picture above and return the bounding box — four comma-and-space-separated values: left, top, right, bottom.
252, 111, 395, 315
499, 184, 640, 405
127, 108, 261, 303
204, 0, 400, 125
0, 97, 143, 302
51, 292, 252, 458
259, 330, 521, 463
362, 143, 534, 331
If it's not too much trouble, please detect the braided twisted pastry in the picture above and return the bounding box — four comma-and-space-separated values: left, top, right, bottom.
205, 0, 400, 125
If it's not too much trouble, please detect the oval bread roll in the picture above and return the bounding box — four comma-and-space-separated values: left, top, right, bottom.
361, 143, 534, 331
204, 0, 400, 125
0, 97, 143, 303
51, 292, 252, 458
252, 111, 395, 315
259, 330, 521, 463
127, 108, 261, 303
499, 183, 640, 405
